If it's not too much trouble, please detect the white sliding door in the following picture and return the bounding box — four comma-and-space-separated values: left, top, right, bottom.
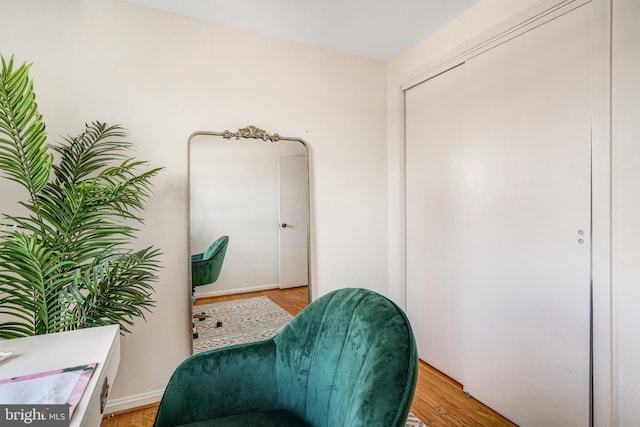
406, 62, 470, 383
406, 3, 592, 426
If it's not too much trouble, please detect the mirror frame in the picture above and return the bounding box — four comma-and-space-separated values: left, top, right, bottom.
187, 125, 312, 354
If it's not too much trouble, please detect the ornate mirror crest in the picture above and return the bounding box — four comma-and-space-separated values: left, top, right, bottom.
223, 125, 280, 142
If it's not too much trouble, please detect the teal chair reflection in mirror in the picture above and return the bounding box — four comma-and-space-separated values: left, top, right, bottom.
154, 288, 418, 427
191, 235, 229, 338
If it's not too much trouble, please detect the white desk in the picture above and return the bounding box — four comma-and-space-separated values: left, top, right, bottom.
0, 325, 120, 427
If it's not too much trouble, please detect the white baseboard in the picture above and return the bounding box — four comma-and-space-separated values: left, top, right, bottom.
195, 283, 280, 298
104, 388, 164, 414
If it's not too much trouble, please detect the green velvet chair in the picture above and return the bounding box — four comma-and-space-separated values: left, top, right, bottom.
191, 235, 229, 337
191, 235, 229, 289
154, 288, 418, 427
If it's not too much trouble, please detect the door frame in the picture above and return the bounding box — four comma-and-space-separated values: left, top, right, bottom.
397, 0, 612, 425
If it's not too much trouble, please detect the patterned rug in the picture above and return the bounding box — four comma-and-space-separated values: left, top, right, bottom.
193, 296, 293, 353
192, 295, 426, 426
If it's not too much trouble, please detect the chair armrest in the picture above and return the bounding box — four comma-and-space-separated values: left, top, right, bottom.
154, 340, 278, 427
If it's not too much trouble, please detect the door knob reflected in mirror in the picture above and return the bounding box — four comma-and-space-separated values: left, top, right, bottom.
280, 223, 288, 228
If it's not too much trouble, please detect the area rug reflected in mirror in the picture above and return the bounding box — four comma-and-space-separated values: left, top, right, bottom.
192, 295, 427, 426
193, 296, 292, 353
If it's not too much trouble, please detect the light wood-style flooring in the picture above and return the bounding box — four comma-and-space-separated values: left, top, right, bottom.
101, 287, 516, 427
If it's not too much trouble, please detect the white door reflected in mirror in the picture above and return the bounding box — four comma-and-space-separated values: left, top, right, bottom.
278, 154, 309, 289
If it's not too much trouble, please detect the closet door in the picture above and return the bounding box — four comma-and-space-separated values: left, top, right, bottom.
406, 4, 592, 426
406, 62, 470, 383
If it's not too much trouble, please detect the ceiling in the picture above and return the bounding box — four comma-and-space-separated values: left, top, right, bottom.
120, 0, 481, 61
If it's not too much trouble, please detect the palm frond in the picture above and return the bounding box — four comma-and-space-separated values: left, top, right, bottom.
0, 56, 52, 199
64, 248, 161, 333
95, 162, 163, 221
0, 231, 76, 338
52, 122, 129, 186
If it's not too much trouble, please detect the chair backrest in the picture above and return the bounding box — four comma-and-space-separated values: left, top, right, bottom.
203, 235, 229, 260
191, 235, 229, 287
273, 288, 417, 427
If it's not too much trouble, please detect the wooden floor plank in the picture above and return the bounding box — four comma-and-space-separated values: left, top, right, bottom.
115, 413, 132, 427
142, 407, 158, 427
127, 409, 143, 427
103, 286, 516, 426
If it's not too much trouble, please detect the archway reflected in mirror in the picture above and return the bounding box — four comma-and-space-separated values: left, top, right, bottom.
188, 126, 310, 351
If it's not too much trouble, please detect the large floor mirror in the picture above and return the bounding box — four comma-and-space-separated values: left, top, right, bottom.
188, 126, 310, 350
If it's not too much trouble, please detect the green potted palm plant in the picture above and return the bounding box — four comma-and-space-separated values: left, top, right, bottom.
0, 56, 162, 338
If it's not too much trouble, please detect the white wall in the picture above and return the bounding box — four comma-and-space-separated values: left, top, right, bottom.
1, 0, 387, 408
612, 0, 640, 424
189, 138, 306, 295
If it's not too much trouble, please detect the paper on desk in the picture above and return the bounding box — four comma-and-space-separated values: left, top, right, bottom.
0, 363, 97, 417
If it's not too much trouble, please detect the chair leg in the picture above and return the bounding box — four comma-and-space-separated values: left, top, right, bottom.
208, 315, 223, 327
194, 312, 208, 321
191, 313, 223, 339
